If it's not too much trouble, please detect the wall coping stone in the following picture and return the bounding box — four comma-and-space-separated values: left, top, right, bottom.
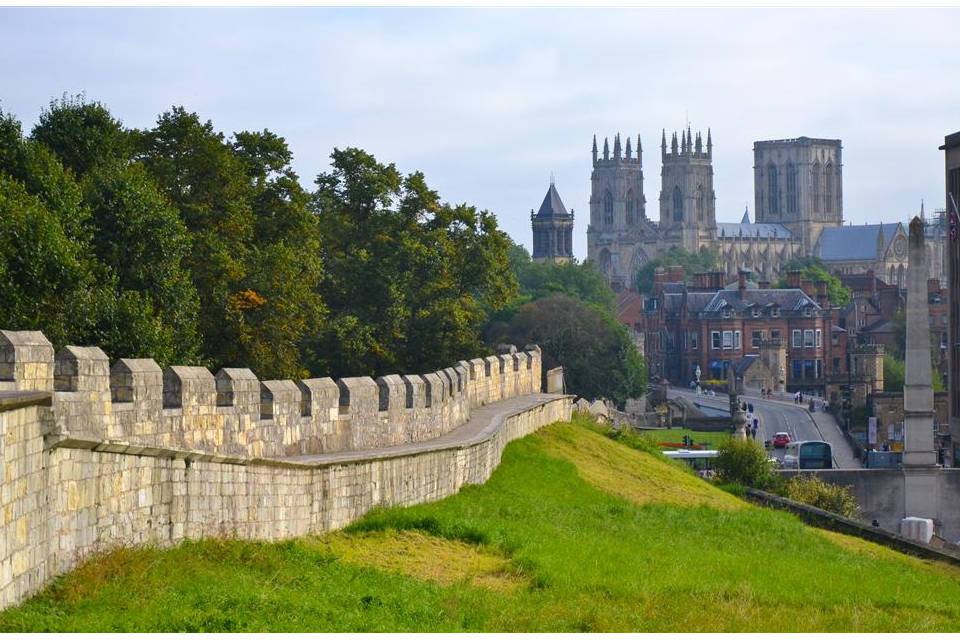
0, 390, 52, 412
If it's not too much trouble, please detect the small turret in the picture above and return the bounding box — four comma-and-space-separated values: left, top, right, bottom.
637, 135, 643, 166
661, 129, 667, 160
686, 125, 692, 156
603, 137, 610, 161
707, 128, 713, 158
680, 129, 687, 155
671, 132, 678, 154
613, 133, 621, 160
592, 134, 598, 167
625, 135, 632, 160
695, 131, 703, 155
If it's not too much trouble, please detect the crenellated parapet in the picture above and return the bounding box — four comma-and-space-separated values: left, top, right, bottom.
0, 330, 544, 459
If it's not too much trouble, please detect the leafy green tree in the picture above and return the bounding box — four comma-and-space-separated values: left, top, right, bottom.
31, 94, 131, 177
714, 437, 780, 491
634, 246, 720, 294
508, 241, 614, 312
884, 353, 944, 393
488, 294, 645, 407
310, 147, 515, 377
774, 256, 851, 307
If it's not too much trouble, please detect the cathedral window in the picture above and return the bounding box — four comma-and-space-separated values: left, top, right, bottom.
603, 190, 614, 226
824, 162, 833, 213
695, 185, 705, 221
785, 162, 798, 214
811, 162, 821, 213
767, 164, 780, 215
672, 186, 683, 221
626, 189, 635, 225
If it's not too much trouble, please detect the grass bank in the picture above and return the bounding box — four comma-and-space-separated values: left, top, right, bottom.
2, 415, 960, 632
638, 426, 729, 449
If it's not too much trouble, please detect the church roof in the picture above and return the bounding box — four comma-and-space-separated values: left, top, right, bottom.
716, 222, 793, 239
817, 223, 902, 261
534, 183, 571, 219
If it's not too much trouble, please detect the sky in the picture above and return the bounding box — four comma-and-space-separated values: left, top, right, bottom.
1, 7, 958, 260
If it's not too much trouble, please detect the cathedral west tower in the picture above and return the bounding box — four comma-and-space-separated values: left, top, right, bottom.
658, 126, 717, 253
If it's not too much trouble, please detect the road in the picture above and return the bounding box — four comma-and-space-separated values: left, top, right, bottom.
666, 387, 861, 469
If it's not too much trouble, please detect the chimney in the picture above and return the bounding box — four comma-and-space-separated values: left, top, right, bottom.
867, 268, 877, 299
786, 270, 802, 289
653, 267, 666, 296
710, 271, 725, 290
667, 265, 685, 284
800, 278, 815, 298
928, 278, 940, 297
737, 270, 747, 299
815, 279, 828, 307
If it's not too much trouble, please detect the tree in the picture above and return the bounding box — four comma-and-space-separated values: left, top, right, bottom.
508, 241, 614, 312
487, 294, 645, 407
774, 256, 851, 307
714, 437, 780, 491
634, 246, 720, 294
31, 94, 131, 177
309, 147, 515, 377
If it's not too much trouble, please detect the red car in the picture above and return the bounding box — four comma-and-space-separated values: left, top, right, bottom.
772, 432, 792, 448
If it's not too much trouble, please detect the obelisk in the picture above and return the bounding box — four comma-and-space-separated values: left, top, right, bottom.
902, 216, 939, 526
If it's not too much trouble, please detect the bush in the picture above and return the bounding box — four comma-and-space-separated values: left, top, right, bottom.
714, 438, 780, 491
783, 474, 861, 519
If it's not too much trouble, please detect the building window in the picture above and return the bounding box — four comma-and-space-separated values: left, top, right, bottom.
767, 164, 779, 215
792, 329, 802, 348
626, 189, 635, 225
771, 306, 780, 318
792, 359, 802, 380
696, 185, 705, 221
603, 190, 614, 226
722, 307, 731, 319
690, 332, 698, 350
824, 162, 833, 213
711, 331, 721, 350
804, 306, 813, 317
771, 329, 781, 341
734, 331, 742, 349
833, 357, 841, 372
752, 330, 764, 348
751, 307, 760, 318
804, 329, 815, 348
804, 359, 816, 379
785, 162, 798, 214
722, 330, 733, 350
672, 186, 684, 221
811, 161, 821, 213
815, 329, 822, 348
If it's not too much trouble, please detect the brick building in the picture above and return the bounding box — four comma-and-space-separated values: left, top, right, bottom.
635, 267, 851, 393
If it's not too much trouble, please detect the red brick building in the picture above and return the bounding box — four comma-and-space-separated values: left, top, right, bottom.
629, 267, 848, 393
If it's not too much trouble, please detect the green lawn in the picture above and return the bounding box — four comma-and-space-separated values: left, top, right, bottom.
639, 427, 729, 449
3, 415, 960, 632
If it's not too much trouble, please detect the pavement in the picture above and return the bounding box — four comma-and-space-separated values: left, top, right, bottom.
668, 386, 862, 469
281, 393, 567, 466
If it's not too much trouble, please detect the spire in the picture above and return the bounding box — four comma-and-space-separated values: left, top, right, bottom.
671, 132, 678, 154
741, 205, 750, 224
695, 131, 703, 154
681, 129, 687, 154
603, 137, 609, 161
707, 128, 713, 157
920, 198, 926, 221
592, 134, 598, 166
661, 129, 667, 160
625, 135, 632, 159
613, 133, 621, 159
637, 134, 642, 165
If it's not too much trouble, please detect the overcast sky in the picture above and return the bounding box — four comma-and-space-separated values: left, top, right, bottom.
2, 7, 958, 259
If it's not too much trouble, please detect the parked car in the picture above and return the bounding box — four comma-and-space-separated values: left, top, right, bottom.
772, 432, 792, 448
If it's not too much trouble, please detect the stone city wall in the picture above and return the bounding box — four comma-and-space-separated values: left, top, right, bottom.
0, 330, 568, 609
0, 330, 542, 458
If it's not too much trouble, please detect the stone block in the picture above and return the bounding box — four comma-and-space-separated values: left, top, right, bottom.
0, 331, 54, 392
162, 367, 215, 412
215, 368, 260, 418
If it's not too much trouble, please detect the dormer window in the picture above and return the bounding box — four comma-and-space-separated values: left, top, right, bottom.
770, 306, 780, 318
722, 308, 731, 319
751, 307, 760, 318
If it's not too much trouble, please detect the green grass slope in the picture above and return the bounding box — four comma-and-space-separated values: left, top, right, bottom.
3, 416, 960, 632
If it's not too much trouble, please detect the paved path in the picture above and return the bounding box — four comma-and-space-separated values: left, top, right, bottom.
668, 387, 861, 469
282, 393, 567, 466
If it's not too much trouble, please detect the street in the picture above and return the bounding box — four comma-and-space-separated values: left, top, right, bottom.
667, 386, 861, 469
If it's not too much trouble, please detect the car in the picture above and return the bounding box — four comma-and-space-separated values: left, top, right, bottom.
772, 432, 792, 448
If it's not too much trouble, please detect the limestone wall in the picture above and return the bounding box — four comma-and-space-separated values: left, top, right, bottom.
0, 330, 541, 459
0, 329, 564, 610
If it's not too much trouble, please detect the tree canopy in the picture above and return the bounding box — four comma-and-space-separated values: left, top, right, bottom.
774, 256, 852, 307
634, 246, 720, 294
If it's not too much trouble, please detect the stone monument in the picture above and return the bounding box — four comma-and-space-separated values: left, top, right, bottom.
902, 216, 939, 531
728, 366, 748, 439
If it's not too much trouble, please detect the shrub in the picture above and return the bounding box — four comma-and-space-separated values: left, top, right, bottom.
714, 437, 780, 491
783, 474, 861, 519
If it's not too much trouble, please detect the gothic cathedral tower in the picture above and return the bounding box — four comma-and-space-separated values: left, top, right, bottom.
530, 180, 574, 263
658, 127, 717, 253
586, 133, 656, 291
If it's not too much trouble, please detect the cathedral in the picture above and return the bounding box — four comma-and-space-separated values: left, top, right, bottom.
531, 130, 945, 290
